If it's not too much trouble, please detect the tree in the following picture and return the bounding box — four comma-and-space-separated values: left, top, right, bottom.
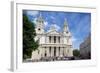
73, 49, 80, 57
23, 14, 39, 60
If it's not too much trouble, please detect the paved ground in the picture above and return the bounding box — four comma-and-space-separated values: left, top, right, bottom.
23, 56, 81, 62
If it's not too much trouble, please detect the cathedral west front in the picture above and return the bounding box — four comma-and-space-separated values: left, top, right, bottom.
31, 14, 73, 61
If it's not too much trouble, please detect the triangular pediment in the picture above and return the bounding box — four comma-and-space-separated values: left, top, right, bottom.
49, 30, 59, 34
46, 30, 62, 36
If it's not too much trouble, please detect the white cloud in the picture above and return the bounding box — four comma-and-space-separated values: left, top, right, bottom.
52, 24, 60, 31
32, 18, 60, 32
44, 21, 51, 32
33, 19, 50, 29
50, 16, 55, 20
27, 11, 39, 16
32, 17, 37, 24
44, 21, 49, 27
72, 36, 77, 42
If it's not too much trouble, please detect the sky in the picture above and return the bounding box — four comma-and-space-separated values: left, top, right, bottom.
23, 10, 91, 49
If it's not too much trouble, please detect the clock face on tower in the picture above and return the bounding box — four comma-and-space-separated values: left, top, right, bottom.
38, 28, 41, 31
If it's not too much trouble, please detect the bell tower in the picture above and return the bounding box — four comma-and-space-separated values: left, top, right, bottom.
63, 18, 69, 34
35, 13, 44, 34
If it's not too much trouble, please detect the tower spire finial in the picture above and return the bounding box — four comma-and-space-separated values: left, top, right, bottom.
37, 12, 44, 23
63, 18, 69, 33
64, 18, 67, 26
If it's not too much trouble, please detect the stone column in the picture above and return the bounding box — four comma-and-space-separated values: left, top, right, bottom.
51, 47, 54, 57
56, 47, 59, 57
62, 47, 64, 56
50, 36, 52, 43
47, 36, 49, 43
46, 36, 47, 43
56, 36, 58, 43
51, 36, 54, 43
60, 47, 63, 57
63, 47, 66, 56
70, 48, 73, 56
46, 47, 50, 57
65, 47, 68, 56
42, 47, 45, 57
60, 36, 62, 43
58, 47, 60, 57
50, 47, 52, 57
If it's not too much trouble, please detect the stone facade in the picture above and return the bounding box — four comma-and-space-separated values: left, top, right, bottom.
31, 14, 73, 60
80, 35, 91, 59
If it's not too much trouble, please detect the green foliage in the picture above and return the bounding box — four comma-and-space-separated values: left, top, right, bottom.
23, 14, 39, 60
73, 49, 80, 57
